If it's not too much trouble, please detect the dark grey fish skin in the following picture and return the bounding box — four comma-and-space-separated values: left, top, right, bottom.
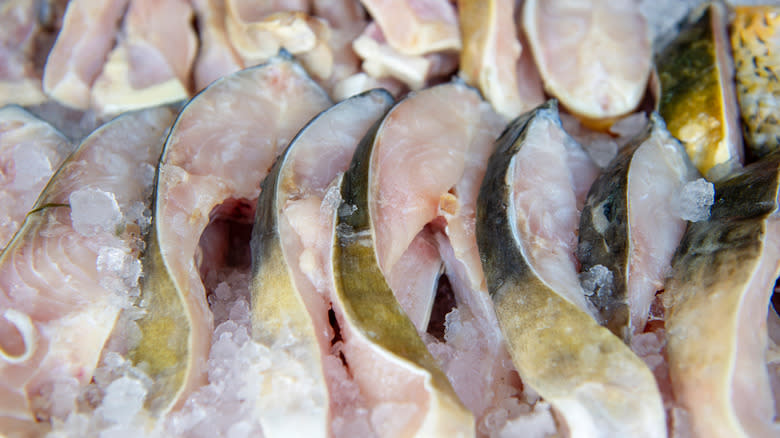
664, 151, 780, 438
476, 100, 665, 438
576, 122, 650, 338
577, 114, 695, 341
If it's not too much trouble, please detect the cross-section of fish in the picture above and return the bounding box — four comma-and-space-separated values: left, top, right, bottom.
458, 0, 544, 119
359, 0, 461, 56
125, 54, 331, 415
251, 89, 393, 437
0, 0, 66, 107
42, 0, 129, 110
477, 100, 666, 438
91, 0, 198, 116
0, 106, 73, 250
577, 114, 700, 340
355, 80, 556, 436
664, 151, 780, 438
655, 1, 742, 177
523, 0, 652, 122
333, 83, 477, 437
731, 5, 780, 161
191, 0, 244, 91
0, 105, 175, 436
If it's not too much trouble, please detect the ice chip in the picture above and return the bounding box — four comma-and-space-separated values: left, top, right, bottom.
96, 246, 142, 304
12, 146, 52, 189
673, 178, 714, 222
227, 421, 252, 438
98, 376, 147, 425
579, 264, 614, 297
70, 188, 123, 236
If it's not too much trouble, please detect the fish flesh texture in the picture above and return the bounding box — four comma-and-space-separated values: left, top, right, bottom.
125, 54, 331, 415
477, 100, 666, 438
664, 151, 780, 438
0, 106, 72, 250
250, 89, 393, 437
0, 105, 175, 436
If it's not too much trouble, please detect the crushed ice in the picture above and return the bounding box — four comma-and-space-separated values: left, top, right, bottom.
672, 178, 714, 222
70, 188, 123, 236
11, 146, 53, 189
579, 264, 614, 298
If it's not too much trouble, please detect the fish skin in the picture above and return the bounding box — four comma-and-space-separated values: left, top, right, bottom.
477, 100, 666, 438
577, 132, 633, 336
577, 114, 696, 340
664, 151, 780, 438
0, 105, 73, 251
0, 105, 176, 434
333, 102, 475, 437
250, 89, 394, 437
128, 53, 331, 416
731, 5, 780, 161
655, 1, 742, 177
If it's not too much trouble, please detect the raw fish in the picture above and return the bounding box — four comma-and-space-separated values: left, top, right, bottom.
126, 54, 330, 414
664, 151, 780, 438
251, 89, 393, 437
477, 101, 666, 438
0, 106, 175, 435
0, 106, 72, 250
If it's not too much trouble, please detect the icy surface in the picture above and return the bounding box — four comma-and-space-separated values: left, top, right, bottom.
98, 377, 147, 425
26, 2, 752, 436
672, 178, 714, 222
96, 246, 142, 306
579, 264, 615, 298
70, 188, 123, 236
11, 146, 53, 189
424, 307, 556, 438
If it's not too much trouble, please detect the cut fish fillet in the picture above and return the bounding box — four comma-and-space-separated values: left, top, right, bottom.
731, 5, 780, 160
252, 89, 393, 437
664, 152, 780, 438
91, 0, 198, 116
353, 22, 457, 91
655, 1, 742, 176
578, 114, 699, 339
458, 0, 543, 119
523, 0, 652, 120
477, 101, 666, 438
0, 105, 175, 434
127, 55, 331, 415
334, 82, 477, 437
191, 0, 244, 91
42, 0, 129, 110
0, 0, 62, 107
359, 0, 461, 56
0, 106, 72, 250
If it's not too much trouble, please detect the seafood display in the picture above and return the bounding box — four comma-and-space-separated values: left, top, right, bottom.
476, 101, 665, 437
664, 152, 780, 438
577, 115, 700, 340
0, 106, 176, 435
0, 0, 778, 437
